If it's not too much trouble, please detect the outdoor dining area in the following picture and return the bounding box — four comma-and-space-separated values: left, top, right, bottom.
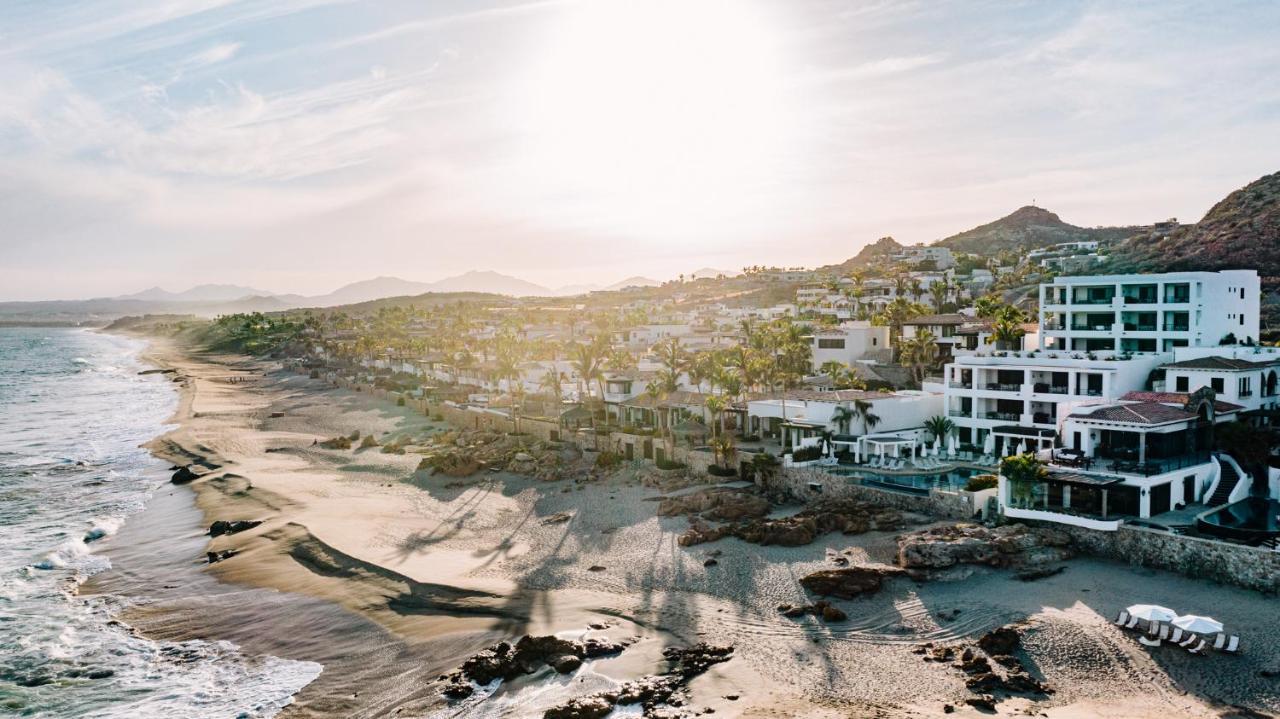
1114, 604, 1241, 656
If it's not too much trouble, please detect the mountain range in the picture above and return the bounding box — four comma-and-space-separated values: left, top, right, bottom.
932, 205, 1139, 255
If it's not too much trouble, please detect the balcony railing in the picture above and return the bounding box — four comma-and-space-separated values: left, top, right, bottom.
1077, 388, 1103, 397
985, 411, 1019, 421
1073, 296, 1115, 305
1164, 295, 1190, 304
1162, 324, 1189, 331
984, 383, 1023, 392
949, 381, 972, 389
1123, 296, 1157, 304
1071, 324, 1114, 332
948, 410, 971, 418
1122, 323, 1157, 331
1032, 382, 1069, 394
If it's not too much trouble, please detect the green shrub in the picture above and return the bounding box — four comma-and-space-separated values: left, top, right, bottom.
397, 396, 406, 406
707, 464, 737, 477
595, 451, 622, 469
431, 413, 444, 422
656, 458, 686, 471
790, 446, 824, 463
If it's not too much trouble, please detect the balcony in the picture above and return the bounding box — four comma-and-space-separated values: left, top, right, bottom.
1123, 296, 1157, 305
1163, 295, 1190, 304
984, 382, 1024, 392
985, 411, 1020, 421
1162, 324, 1189, 332
1071, 323, 1114, 332
1073, 296, 1116, 305
1077, 388, 1103, 397
1122, 323, 1157, 332
1032, 382, 1069, 395
949, 381, 972, 389
1032, 412, 1054, 425
948, 410, 971, 419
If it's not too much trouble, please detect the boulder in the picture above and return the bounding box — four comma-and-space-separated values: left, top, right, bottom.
208, 520, 261, 537
799, 564, 905, 599
976, 627, 1020, 656
170, 465, 205, 484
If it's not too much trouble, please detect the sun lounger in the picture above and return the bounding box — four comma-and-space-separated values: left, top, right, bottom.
1124, 616, 1140, 630
1139, 635, 1161, 647
1187, 639, 1207, 655
1178, 633, 1198, 648
1170, 628, 1184, 644
1226, 635, 1240, 653
1114, 611, 1130, 626
1158, 625, 1170, 641
1213, 634, 1241, 653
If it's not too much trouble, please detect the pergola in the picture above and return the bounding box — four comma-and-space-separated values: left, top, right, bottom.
848, 434, 920, 463
991, 425, 1056, 456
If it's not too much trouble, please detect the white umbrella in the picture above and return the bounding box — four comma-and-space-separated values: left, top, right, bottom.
1127, 604, 1177, 623
1017, 439, 1027, 456
1173, 615, 1224, 634
933, 438, 942, 456
948, 434, 958, 457
983, 433, 995, 455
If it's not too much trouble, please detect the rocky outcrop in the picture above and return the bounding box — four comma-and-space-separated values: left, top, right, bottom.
657, 489, 770, 522
777, 600, 847, 622
678, 499, 902, 547
441, 635, 628, 699
897, 523, 1072, 577
208, 520, 261, 537
914, 625, 1051, 711
170, 465, 207, 484
541, 644, 733, 719
799, 564, 906, 599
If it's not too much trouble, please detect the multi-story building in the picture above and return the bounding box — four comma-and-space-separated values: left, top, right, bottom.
808, 322, 890, 371
1039, 270, 1260, 353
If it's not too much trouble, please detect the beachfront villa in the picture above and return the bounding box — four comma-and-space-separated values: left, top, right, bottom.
807, 322, 890, 371
935, 270, 1273, 531
745, 389, 943, 452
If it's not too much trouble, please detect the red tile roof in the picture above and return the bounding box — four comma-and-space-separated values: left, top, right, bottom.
1120, 391, 1243, 413
1069, 401, 1197, 425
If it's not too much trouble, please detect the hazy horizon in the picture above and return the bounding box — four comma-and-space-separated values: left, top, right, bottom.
3, 0, 1279, 301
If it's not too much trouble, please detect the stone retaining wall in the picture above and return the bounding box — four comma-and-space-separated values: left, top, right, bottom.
1047, 523, 1280, 594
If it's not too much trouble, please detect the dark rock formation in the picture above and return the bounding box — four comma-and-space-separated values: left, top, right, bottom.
777, 600, 847, 622
799, 564, 906, 599
206, 549, 237, 564
541, 644, 733, 719
208, 520, 262, 537
657, 489, 770, 522
679, 499, 902, 547
170, 465, 205, 484
441, 635, 627, 699
897, 523, 1072, 577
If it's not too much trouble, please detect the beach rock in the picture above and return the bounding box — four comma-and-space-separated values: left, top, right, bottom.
777, 600, 847, 622
1014, 565, 1066, 581
587, 565, 606, 572
543, 695, 615, 719
703, 558, 718, 567
977, 627, 1021, 656
205, 549, 237, 564
541, 512, 573, 525
799, 564, 905, 599
548, 654, 582, 674
208, 520, 261, 537
965, 695, 996, 712
170, 465, 205, 484
897, 523, 1074, 574
678, 499, 902, 548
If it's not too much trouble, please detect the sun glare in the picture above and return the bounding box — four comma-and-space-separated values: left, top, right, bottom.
504, 0, 795, 239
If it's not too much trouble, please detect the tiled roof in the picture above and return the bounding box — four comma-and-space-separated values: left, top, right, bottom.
1069, 401, 1196, 425
1119, 391, 1243, 413
1161, 356, 1279, 371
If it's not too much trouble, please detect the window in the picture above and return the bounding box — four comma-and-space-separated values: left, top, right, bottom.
1239, 377, 1252, 396
817, 338, 845, 349
1175, 376, 1189, 392
1211, 377, 1224, 393
872, 337, 878, 346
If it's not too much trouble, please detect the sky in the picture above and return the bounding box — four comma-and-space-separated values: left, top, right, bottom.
2, 0, 1279, 300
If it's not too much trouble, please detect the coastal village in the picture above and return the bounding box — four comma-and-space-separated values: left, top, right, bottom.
155, 208, 1280, 716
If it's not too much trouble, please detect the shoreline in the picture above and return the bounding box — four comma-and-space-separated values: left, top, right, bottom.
91, 332, 1280, 718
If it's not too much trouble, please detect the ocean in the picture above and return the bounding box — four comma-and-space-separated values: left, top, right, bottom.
0, 328, 320, 718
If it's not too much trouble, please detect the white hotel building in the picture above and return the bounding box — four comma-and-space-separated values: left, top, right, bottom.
940, 270, 1267, 529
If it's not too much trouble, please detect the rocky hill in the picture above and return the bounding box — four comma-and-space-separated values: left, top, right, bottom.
1108, 171, 1280, 287
824, 236, 905, 272
935, 206, 1136, 255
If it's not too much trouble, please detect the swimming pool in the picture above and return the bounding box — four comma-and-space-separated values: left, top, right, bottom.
1196, 497, 1280, 543
826, 466, 980, 494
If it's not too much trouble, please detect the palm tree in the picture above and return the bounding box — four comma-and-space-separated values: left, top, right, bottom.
539, 370, 564, 416
928, 281, 949, 312
831, 405, 855, 435
652, 337, 688, 392
571, 337, 606, 404
850, 398, 880, 435
991, 305, 1027, 350
924, 415, 955, 445
899, 329, 940, 384
875, 297, 928, 347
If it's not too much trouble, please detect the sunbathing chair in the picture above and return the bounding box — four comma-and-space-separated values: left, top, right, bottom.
1178, 633, 1199, 649
1157, 625, 1171, 641
1170, 628, 1184, 644
1139, 634, 1161, 647
1124, 616, 1140, 630
1213, 634, 1241, 653
1114, 611, 1130, 626
1187, 639, 1207, 655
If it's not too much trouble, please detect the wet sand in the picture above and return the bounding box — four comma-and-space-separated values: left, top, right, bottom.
89, 336, 1280, 718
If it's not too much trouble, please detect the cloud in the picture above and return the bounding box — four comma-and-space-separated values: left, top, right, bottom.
187, 41, 242, 68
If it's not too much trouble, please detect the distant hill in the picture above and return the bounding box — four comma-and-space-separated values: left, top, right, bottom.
934, 206, 1136, 255
116, 284, 271, 302
823, 236, 904, 272
1108, 171, 1280, 287
427, 270, 551, 296
604, 276, 662, 291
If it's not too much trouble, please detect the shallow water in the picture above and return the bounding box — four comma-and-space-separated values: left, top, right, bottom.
0, 328, 320, 717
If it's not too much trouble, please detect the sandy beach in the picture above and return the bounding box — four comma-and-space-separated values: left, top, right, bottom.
88, 334, 1280, 719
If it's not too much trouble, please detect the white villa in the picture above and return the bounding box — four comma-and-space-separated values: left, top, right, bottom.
808, 322, 890, 371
